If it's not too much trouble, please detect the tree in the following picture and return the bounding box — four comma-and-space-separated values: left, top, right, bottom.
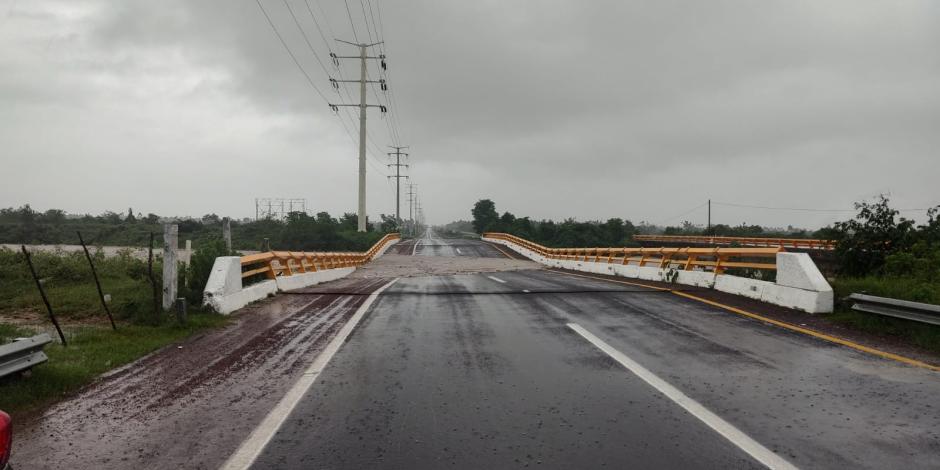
602, 218, 625, 245
315, 212, 335, 225
339, 213, 359, 232
42, 209, 66, 225
99, 211, 122, 224
126, 207, 137, 223
379, 214, 399, 233
500, 211, 516, 228
471, 199, 500, 234
831, 195, 915, 276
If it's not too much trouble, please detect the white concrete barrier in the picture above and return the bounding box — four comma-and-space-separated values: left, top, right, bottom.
484, 237, 833, 314
203, 239, 398, 314
203, 257, 279, 314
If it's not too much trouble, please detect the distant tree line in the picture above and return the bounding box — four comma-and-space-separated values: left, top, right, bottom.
471, 199, 640, 247
0, 205, 397, 252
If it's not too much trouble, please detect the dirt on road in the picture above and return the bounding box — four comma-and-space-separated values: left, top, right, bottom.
13, 278, 388, 470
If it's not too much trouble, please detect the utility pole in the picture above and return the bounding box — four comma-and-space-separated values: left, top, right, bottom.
329, 40, 388, 232
707, 199, 712, 231
387, 146, 409, 227
406, 183, 418, 236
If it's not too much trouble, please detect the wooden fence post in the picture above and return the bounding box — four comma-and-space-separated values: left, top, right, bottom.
21, 246, 67, 346
76, 231, 117, 331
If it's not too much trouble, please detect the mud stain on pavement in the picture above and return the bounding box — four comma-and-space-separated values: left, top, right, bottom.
14, 278, 389, 470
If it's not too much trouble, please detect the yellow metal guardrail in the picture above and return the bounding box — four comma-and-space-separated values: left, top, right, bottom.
240, 233, 400, 279
633, 234, 835, 251
483, 232, 782, 273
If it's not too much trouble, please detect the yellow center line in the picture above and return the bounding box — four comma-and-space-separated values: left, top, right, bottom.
548, 269, 940, 372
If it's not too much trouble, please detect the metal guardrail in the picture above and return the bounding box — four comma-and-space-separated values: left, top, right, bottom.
240, 233, 401, 280
634, 234, 836, 251
0, 333, 52, 379
848, 293, 940, 326
483, 232, 782, 273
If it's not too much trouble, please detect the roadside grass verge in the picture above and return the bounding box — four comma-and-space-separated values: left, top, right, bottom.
0, 247, 162, 322
0, 313, 229, 417
827, 277, 940, 354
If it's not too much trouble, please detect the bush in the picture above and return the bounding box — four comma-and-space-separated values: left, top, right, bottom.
184, 239, 232, 305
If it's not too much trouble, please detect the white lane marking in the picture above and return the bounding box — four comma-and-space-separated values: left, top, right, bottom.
522, 289, 531, 293
411, 239, 419, 256
221, 278, 400, 470
567, 323, 797, 470
487, 275, 507, 284
456, 248, 462, 255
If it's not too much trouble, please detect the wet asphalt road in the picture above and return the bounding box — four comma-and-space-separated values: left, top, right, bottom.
248, 237, 940, 469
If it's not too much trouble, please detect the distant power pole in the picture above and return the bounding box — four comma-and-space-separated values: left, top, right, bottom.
387, 146, 409, 226
406, 183, 418, 236
707, 199, 712, 230
329, 40, 388, 232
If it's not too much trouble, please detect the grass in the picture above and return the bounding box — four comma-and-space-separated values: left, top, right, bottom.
826, 276, 940, 354
0, 247, 162, 322
0, 247, 232, 417
0, 313, 229, 417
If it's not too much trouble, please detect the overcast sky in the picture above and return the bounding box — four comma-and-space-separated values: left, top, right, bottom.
2, 0, 938, 229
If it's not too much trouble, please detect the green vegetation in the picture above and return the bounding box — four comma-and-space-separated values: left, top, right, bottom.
471, 199, 640, 247
827, 277, 940, 353
469, 199, 827, 249
0, 205, 398, 415
0, 315, 228, 416
826, 195, 940, 278
0, 243, 231, 415
0, 205, 394, 252
0, 247, 163, 322
820, 199, 940, 353
435, 220, 475, 238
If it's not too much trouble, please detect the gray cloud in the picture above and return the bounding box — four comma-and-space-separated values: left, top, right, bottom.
1, 0, 938, 229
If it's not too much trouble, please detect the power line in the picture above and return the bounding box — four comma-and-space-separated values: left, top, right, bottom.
654, 202, 708, 226
359, 0, 374, 43
367, 0, 382, 40
343, 0, 359, 42
254, 0, 330, 103
373, 0, 407, 144
256, 0, 399, 212
712, 201, 933, 213
282, 0, 331, 75
292, 0, 393, 171
302, 0, 332, 49
280, 0, 389, 176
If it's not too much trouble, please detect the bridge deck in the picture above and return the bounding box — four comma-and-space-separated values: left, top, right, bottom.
14, 232, 940, 470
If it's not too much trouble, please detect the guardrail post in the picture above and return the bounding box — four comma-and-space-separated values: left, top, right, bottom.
163, 224, 178, 311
